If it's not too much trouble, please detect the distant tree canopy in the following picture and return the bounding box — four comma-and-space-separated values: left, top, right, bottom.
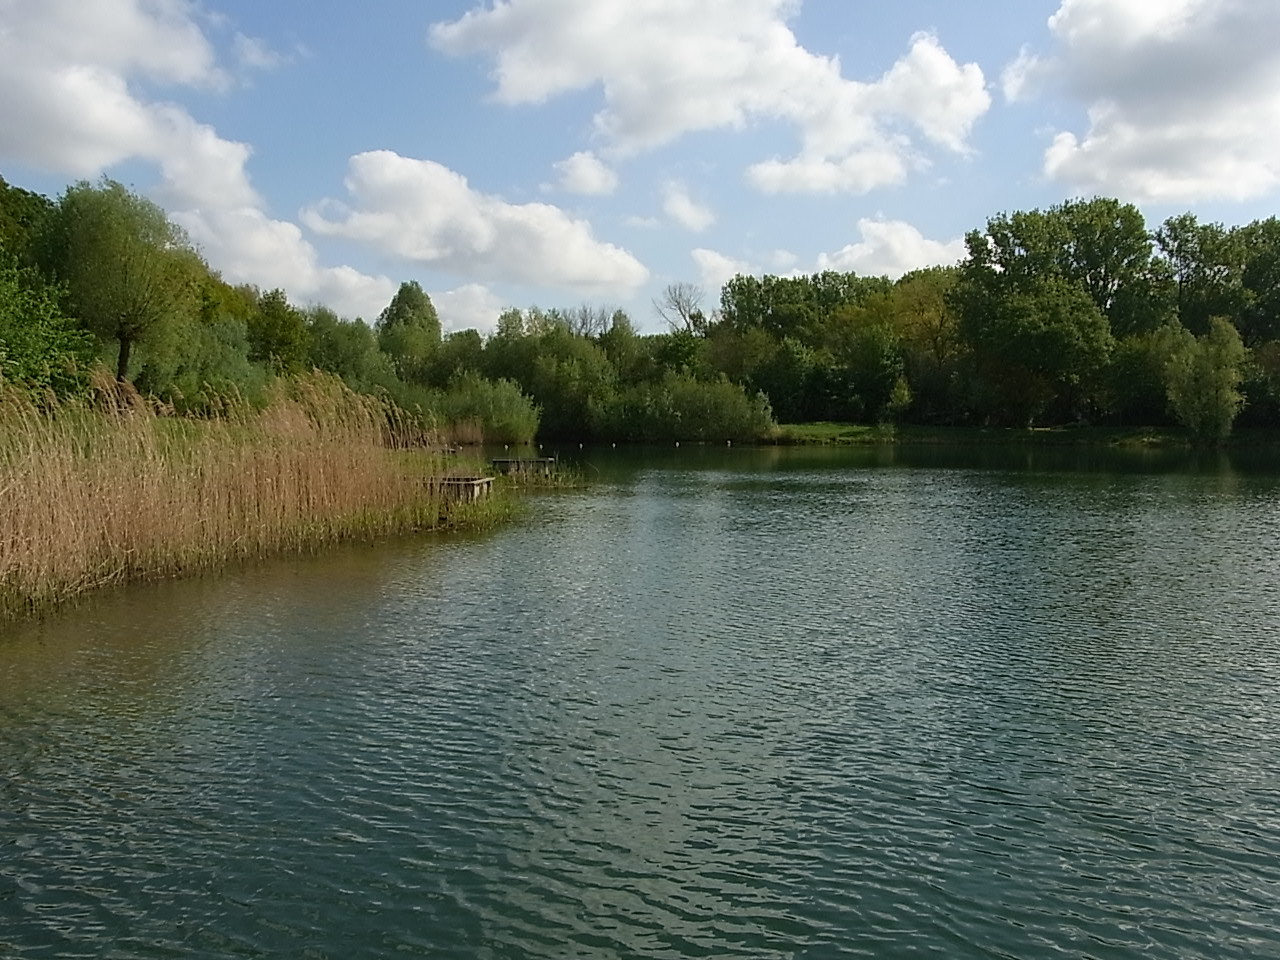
6, 169, 1280, 444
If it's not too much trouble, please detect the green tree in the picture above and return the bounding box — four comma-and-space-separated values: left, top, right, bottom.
1105, 331, 1176, 427
0, 175, 54, 268
1155, 214, 1248, 336
1163, 317, 1248, 444
376, 281, 440, 381
955, 269, 1112, 425
40, 179, 199, 382
0, 252, 93, 395
426, 328, 485, 387
889, 267, 963, 421
247, 288, 309, 373
306, 306, 394, 391
597, 311, 655, 385
975, 197, 1164, 337
1238, 217, 1280, 344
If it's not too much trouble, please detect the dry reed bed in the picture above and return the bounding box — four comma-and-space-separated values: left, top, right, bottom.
0, 374, 451, 622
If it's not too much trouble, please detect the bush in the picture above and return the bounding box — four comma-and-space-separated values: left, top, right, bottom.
0, 254, 93, 396
596, 373, 774, 442
437, 372, 540, 445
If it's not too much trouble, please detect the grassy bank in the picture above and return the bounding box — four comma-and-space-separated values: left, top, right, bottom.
772, 422, 1201, 447
0, 373, 501, 623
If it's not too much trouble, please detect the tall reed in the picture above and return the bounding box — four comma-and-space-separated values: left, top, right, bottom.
0, 372, 454, 622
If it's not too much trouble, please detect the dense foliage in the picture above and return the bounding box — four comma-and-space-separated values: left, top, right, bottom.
4, 175, 1280, 444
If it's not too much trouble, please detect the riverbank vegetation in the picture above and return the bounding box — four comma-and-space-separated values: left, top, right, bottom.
5, 175, 1280, 452
0, 372, 492, 622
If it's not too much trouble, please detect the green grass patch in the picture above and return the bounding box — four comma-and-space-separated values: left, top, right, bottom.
774, 422, 1198, 448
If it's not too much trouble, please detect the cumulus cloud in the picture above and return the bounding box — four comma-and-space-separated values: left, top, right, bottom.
746, 147, 910, 195
816, 219, 965, 278
692, 248, 753, 291
662, 181, 715, 232
0, 0, 396, 319
691, 218, 960, 291
431, 2, 989, 195
1013, 0, 1280, 201
432, 284, 508, 335
551, 151, 618, 195
303, 151, 649, 296
174, 207, 396, 320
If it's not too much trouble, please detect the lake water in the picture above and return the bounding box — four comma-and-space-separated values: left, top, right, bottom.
3, 445, 1280, 959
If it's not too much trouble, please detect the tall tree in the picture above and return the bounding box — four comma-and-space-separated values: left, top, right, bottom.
954, 265, 1112, 426
976, 197, 1165, 336
1238, 217, 1280, 344
1155, 214, 1248, 336
39, 179, 198, 381
1163, 317, 1248, 444
376, 280, 440, 381
247, 288, 309, 373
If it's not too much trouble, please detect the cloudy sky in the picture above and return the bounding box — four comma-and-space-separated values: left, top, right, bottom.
2, 0, 1279, 333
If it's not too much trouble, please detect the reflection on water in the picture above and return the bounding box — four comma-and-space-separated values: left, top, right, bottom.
3, 445, 1280, 958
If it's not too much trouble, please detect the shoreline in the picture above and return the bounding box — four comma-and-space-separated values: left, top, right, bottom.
767, 422, 1280, 449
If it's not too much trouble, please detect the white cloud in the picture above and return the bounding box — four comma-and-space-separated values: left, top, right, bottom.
0, 0, 237, 184
551, 151, 618, 195
874, 32, 989, 154
816, 219, 965, 278
433, 284, 507, 335
1014, 0, 1280, 201
746, 147, 910, 195
431, 3, 989, 195
233, 33, 289, 73
1000, 46, 1040, 103
769, 249, 798, 271
303, 151, 649, 296
692, 248, 753, 291
175, 207, 396, 320
691, 219, 960, 292
0, 0, 399, 320
662, 181, 715, 232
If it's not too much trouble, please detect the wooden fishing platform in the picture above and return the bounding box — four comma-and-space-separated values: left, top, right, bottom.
491, 457, 558, 477
427, 476, 495, 502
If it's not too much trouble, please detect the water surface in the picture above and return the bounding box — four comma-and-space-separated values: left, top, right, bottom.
3, 445, 1279, 958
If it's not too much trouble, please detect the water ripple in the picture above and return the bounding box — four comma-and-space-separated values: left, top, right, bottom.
3, 452, 1280, 957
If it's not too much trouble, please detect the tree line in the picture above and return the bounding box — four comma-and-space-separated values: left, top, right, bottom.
4, 176, 1279, 444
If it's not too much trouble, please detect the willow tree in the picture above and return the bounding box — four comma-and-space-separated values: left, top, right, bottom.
1163, 317, 1248, 445
41, 179, 199, 382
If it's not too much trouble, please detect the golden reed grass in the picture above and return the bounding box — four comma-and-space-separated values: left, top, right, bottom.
0, 372, 456, 622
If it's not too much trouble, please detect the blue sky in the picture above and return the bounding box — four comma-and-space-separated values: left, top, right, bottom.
3, 1, 1279, 333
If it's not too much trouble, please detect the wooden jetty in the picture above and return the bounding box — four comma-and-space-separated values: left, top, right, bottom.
490, 457, 558, 477
427, 476, 495, 502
